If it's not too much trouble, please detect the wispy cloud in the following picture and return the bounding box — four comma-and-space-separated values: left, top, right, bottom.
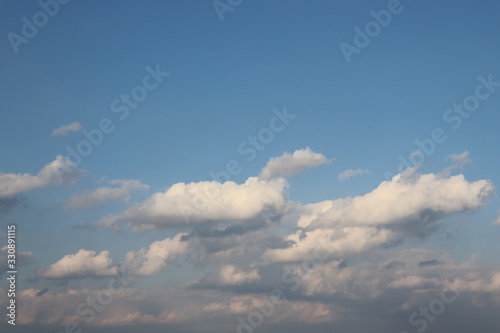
51, 121, 83, 137
337, 169, 371, 181
447, 150, 472, 166
65, 179, 149, 209
493, 210, 500, 226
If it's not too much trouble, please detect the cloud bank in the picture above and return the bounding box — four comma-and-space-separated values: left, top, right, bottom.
23, 149, 500, 332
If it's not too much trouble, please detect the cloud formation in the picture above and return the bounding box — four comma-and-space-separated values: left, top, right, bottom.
124, 233, 190, 276
493, 211, 500, 226
259, 147, 330, 180
337, 168, 371, 181
0, 287, 334, 328
6, 247, 500, 330
264, 168, 493, 263
51, 121, 83, 136
311, 169, 494, 229
98, 148, 332, 231
199, 264, 261, 286
98, 177, 288, 230
262, 227, 393, 263
0, 155, 80, 199
36, 249, 118, 279
22, 148, 500, 332
447, 150, 472, 166
66, 179, 149, 209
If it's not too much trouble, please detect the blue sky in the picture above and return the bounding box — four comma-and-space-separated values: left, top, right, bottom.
1, 1, 500, 332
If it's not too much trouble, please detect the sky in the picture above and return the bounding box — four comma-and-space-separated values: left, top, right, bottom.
1, 0, 500, 332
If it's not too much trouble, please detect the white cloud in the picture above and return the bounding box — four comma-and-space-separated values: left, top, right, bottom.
287, 248, 459, 300
311, 169, 494, 229
259, 147, 330, 180
218, 265, 260, 285
296, 200, 333, 228
36, 249, 118, 279
338, 169, 371, 181
124, 233, 190, 276
448, 150, 472, 166
0, 155, 80, 199
37, 149, 497, 329
98, 177, 288, 230
262, 227, 393, 263
203, 264, 261, 286
66, 179, 149, 209
51, 121, 83, 136
9, 248, 500, 329
451, 272, 500, 293
34, 233, 190, 279
263, 168, 494, 263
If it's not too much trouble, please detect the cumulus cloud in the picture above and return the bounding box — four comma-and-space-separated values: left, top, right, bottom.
262, 227, 393, 263
34, 233, 190, 279
263, 168, 493, 263
36, 249, 118, 279
51, 121, 83, 136
98, 177, 288, 230
287, 247, 471, 301
66, 179, 149, 209
451, 272, 500, 293
296, 200, 334, 228
0, 155, 80, 199
6, 148, 500, 331
310, 169, 494, 229
337, 169, 371, 181
124, 233, 190, 276
259, 147, 330, 180
199, 264, 261, 286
